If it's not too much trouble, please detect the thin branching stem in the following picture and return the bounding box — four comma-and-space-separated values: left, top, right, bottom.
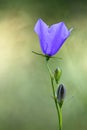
46, 61, 62, 130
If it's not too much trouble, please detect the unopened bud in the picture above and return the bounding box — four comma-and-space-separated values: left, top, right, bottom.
57, 84, 66, 108
54, 67, 62, 84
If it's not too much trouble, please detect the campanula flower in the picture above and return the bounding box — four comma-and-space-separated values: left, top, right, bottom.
34, 18, 71, 56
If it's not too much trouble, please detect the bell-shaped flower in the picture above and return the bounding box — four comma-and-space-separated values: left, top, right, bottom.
34, 18, 71, 56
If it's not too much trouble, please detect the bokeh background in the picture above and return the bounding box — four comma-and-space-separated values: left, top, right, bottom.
0, 0, 87, 130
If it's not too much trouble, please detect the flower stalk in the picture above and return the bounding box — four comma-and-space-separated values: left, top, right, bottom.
46, 61, 62, 130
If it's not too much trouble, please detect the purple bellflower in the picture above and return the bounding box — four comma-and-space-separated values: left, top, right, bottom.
34, 18, 71, 56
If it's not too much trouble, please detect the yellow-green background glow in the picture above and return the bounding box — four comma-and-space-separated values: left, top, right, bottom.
0, 0, 87, 130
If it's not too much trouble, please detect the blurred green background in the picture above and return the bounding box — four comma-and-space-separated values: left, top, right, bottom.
0, 0, 87, 130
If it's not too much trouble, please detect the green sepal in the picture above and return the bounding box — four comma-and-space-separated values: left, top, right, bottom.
45, 55, 51, 61
58, 99, 64, 108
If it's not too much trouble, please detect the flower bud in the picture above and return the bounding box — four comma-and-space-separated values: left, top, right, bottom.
54, 67, 62, 84
57, 84, 66, 108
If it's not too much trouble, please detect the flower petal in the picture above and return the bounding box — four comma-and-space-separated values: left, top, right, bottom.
34, 19, 48, 54
45, 22, 70, 56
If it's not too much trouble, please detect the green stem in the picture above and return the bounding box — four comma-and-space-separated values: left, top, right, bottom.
46, 61, 62, 130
